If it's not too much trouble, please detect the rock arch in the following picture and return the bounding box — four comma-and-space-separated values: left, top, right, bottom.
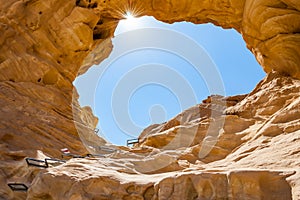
0, 0, 299, 199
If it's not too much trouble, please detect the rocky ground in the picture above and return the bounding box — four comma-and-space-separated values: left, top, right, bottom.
26, 72, 300, 200
1, 72, 299, 199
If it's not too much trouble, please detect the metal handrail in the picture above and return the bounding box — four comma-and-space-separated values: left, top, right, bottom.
25, 158, 47, 168
8, 183, 28, 191
45, 158, 66, 166
26, 157, 66, 168
127, 138, 139, 146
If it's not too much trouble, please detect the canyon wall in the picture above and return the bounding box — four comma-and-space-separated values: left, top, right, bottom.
0, 0, 299, 199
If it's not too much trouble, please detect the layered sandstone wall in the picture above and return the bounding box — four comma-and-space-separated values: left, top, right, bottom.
0, 0, 300, 199
98, 0, 300, 78
27, 72, 300, 199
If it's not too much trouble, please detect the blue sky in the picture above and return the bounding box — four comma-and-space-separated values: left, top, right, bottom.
74, 16, 265, 146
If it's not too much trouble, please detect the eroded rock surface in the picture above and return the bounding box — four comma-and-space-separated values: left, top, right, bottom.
0, 0, 300, 199
99, 0, 300, 79
23, 73, 300, 200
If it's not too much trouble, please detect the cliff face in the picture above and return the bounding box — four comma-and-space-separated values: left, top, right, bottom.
93, 0, 300, 79
0, 0, 300, 199
27, 72, 300, 199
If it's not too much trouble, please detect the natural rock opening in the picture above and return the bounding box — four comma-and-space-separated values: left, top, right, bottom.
0, 0, 299, 199
75, 16, 265, 146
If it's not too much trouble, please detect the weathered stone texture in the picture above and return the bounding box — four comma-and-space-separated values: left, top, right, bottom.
0, 0, 300, 199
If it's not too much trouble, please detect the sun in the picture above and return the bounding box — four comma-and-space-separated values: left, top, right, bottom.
123, 11, 137, 24
115, 9, 145, 34
124, 11, 135, 20
115, 11, 140, 33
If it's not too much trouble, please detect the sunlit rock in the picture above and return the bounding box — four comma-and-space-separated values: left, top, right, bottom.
0, 0, 300, 199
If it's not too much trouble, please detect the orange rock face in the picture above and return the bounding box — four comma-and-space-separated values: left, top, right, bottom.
0, 0, 300, 199
27, 73, 300, 199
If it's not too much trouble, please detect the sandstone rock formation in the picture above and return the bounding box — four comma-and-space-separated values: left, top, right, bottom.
27, 72, 300, 199
100, 0, 300, 79
0, 0, 300, 199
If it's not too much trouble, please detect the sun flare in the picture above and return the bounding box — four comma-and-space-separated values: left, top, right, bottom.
124, 11, 135, 20
123, 11, 137, 25
114, 2, 145, 34
117, 11, 140, 31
